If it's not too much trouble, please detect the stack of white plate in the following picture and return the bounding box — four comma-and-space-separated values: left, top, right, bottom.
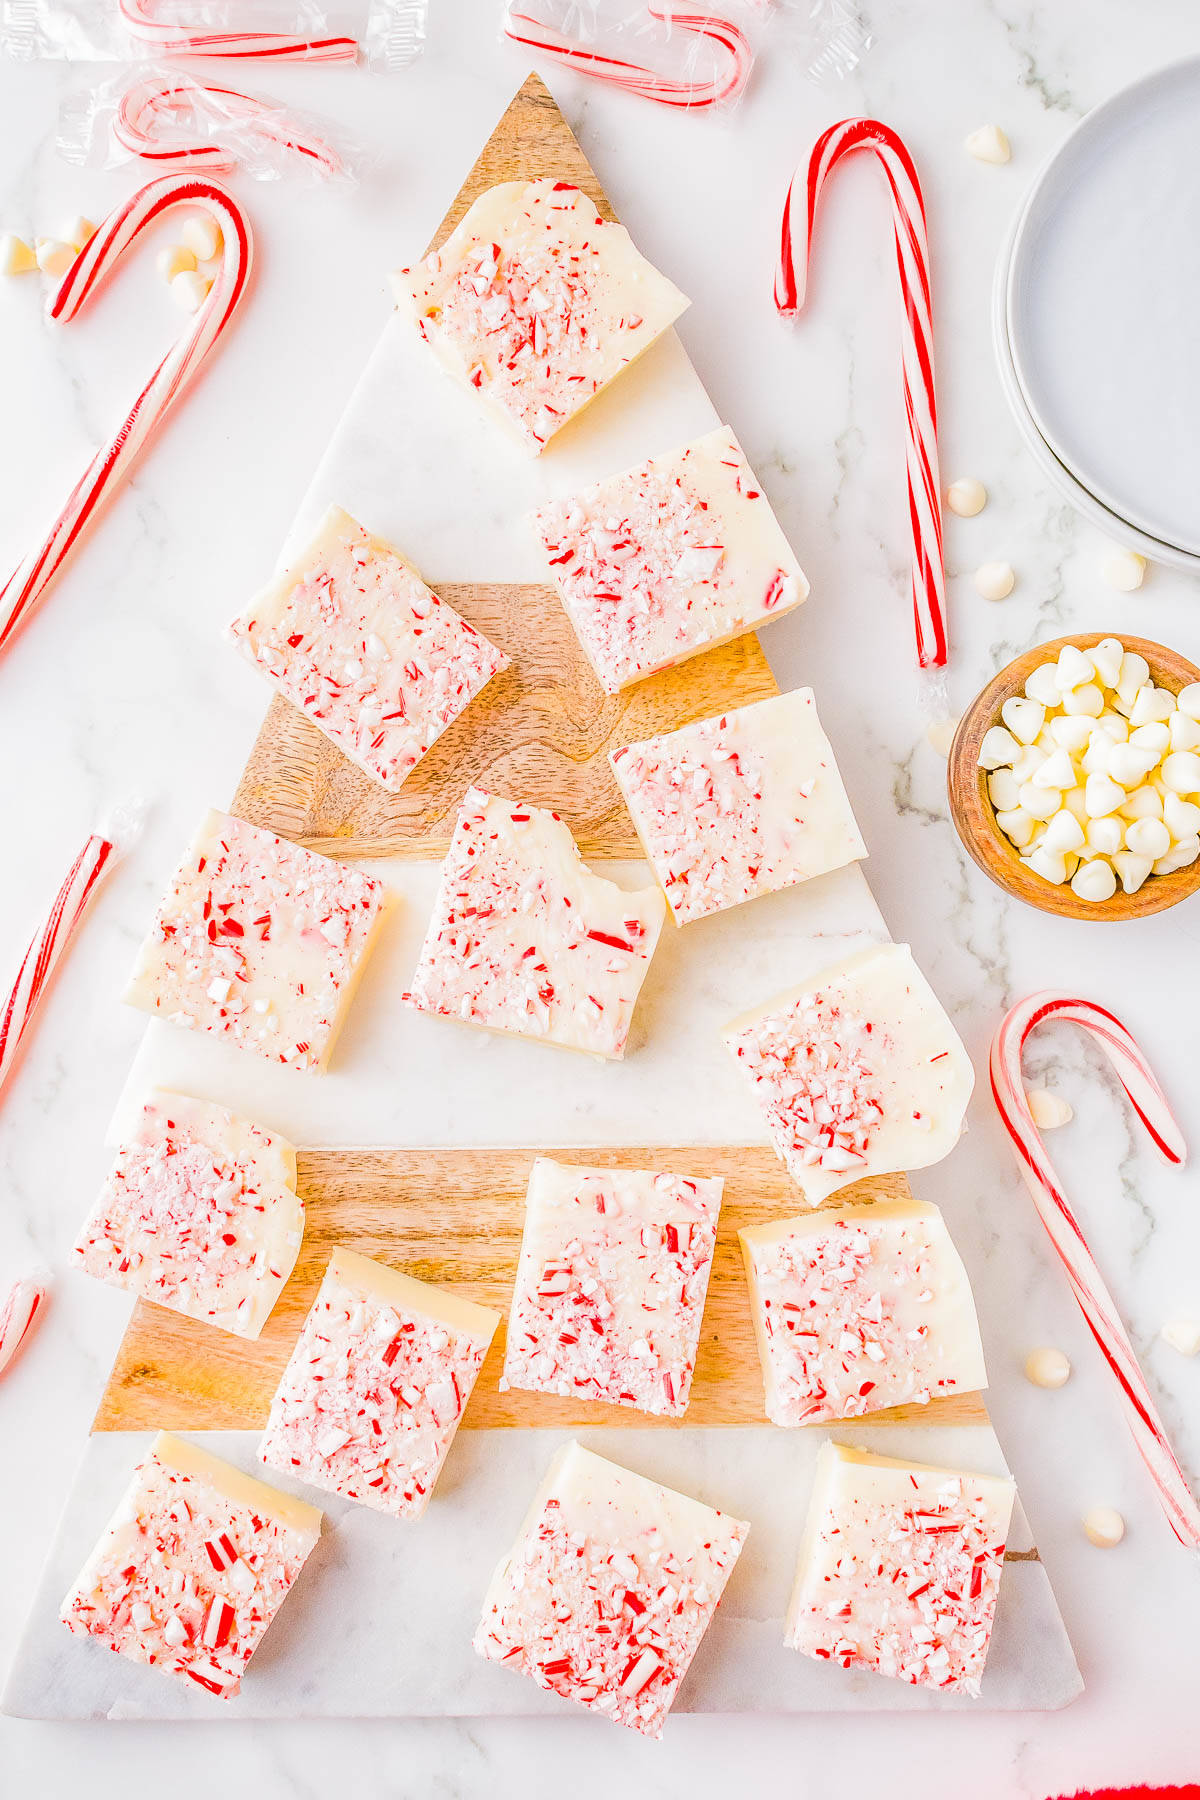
993, 56, 1200, 572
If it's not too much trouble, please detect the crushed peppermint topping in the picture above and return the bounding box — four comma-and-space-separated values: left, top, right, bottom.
228, 508, 507, 793
502, 1161, 722, 1417
125, 811, 387, 1071
403, 787, 663, 1059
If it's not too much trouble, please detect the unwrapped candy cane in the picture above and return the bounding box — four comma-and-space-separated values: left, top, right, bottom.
113, 71, 343, 175
0, 175, 252, 659
776, 118, 946, 669
991, 992, 1199, 1547
0, 1275, 50, 1380
503, 3, 754, 108
117, 0, 358, 60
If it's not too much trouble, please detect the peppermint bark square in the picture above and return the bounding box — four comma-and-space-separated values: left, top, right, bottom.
532, 426, 808, 693
474, 1441, 748, 1737
73, 1089, 304, 1341
259, 1248, 499, 1519
391, 178, 688, 454
227, 506, 507, 793
403, 787, 665, 1059
61, 1432, 321, 1699
611, 688, 865, 923
501, 1158, 722, 1417
124, 810, 390, 1072
738, 1198, 987, 1426
723, 943, 974, 1205
786, 1442, 1015, 1696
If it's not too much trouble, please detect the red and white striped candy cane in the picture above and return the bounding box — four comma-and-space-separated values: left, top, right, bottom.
118, 0, 358, 61
991, 992, 1199, 1547
0, 175, 252, 659
776, 118, 947, 669
0, 807, 141, 1102
114, 71, 343, 176
503, 4, 753, 108
0, 1275, 50, 1381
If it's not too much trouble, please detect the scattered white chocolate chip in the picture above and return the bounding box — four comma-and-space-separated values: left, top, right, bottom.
947, 477, 988, 517
59, 216, 96, 252
1101, 547, 1146, 592
1024, 1346, 1071, 1387
35, 237, 75, 276
1025, 1089, 1073, 1130
925, 716, 959, 757
156, 244, 197, 284
0, 233, 36, 276
180, 214, 222, 262
1160, 1317, 1200, 1357
1082, 1506, 1125, 1548
965, 123, 1011, 164
169, 269, 213, 313
974, 561, 1015, 601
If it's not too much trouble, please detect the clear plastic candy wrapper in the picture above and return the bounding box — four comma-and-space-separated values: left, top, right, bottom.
0, 0, 427, 67
59, 68, 368, 182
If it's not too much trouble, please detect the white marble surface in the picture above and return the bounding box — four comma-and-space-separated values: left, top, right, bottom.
2, 2, 1200, 1793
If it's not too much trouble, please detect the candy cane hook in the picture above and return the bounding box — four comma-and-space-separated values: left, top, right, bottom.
0, 1275, 50, 1381
114, 72, 342, 176
776, 118, 947, 669
0, 175, 252, 660
990, 992, 1198, 1547
503, 5, 753, 108
117, 0, 358, 62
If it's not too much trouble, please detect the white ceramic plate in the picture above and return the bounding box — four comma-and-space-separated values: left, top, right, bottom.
1005, 57, 1200, 558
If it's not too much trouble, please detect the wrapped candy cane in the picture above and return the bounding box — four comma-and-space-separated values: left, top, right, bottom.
111, 71, 344, 176
991, 993, 1199, 1547
503, 3, 755, 108
0, 805, 142, 1102
116, 0, 358, 60
0, 175, 252, 659
776, 118, 947, 669
0, 1275, 50, 1381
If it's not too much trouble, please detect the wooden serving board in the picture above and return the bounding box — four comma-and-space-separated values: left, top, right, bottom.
94, 1148, 987, 1433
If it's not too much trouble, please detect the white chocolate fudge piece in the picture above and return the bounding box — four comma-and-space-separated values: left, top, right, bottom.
738, 1198, 986, 1426
611, 688, 865, 922
391, 178, 688, 454
723, 944, 974, 1204
404, 787, 665, 1059
533, 427, 808, 693
61, 1432, 320, 1699
475, 1441, 748, 1737
786, 1441, 1015, 1696
227, 506, 508, 793
259, 1248, 499, 1519
124, 810, 390, 1072
502, 1158, 722, 1416
73, 1089, 303, 1340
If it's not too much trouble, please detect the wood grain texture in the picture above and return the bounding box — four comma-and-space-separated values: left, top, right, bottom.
948, 632, 1200, 922
93, 1146, 988, 1433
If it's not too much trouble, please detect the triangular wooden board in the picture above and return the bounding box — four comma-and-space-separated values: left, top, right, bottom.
94, 1147, 987, 1433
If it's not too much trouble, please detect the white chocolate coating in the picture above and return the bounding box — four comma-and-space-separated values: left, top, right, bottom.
723, 944, 974, 1204
533, 426, 807, 693
610, 688, 865, 924
229, 506, 507, 793
474, 1441, 748, 1737
786, 1441, 1015, 1696
739, 1198, 987, 1426
124, 809, 390, 1072
403, 787, 665, 1059
391, 179, 688, 454
259, 1248, 498, 1519
501, 1159, 722, 1417
73, 1089, 303, 1340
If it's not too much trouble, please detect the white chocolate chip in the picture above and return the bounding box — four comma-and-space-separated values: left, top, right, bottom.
1106, 742, 1159, 788
1019, 780, 1062, 821
1153, 834, 1200, 875
1048, 714, 1094, 754
1054, 644, 1095, 691
181, 214, 223, 261
1130, 720, 1170, 756
1084, 773, 1124, 818
157, 244, 197, 283
1082, 1506, 1124, 1548
1024, 663, 1062, 707
1113, 849, 1153, 894
925, 716, 958, 757
1160, 1317, 1200, 1357
1022, 843, 1068, 885
965, 124, 1011, 164
974, 561, 1015, 601
1070, 858, 1117, 903
1024, 1344, 1071, 1384
59, 215, 95, 252
988, 768, 1021, 811
1168, 711, 1200, 752
995, 806, 1037, 848
1025, 1091, 1073, 1131
1062, 682, 1104, 717
946, 477, 988, 517
1084, 815, 1122, 856
1161, 750, 1200, 794
1101, 548, 1146, 591
0, 233, 36, 275
979, 725, 1021, 769
1116, 651, 1150, 702
1041, 809, 1085, 853
1088, 638, 1125, 688
1032, 747, 1076, 790
1001, 696, 1045, 743
1164, 794, 1200, 840
1118, 784, 1162, 822
35, 237, 75, 276
169, 269, 212, 313
1129, 684, 1176, 728
1176, 682, 1200, 721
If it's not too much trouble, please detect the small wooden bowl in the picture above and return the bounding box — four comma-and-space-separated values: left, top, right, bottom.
948, 632, 1200, 921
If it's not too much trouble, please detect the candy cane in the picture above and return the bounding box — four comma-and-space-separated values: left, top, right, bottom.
0, 175, 252, 659
503, 5, 753, 108
113, 72, 342, 176
990, 993, 1199, 1547
776, 119, 947, 669
0, 1275, 49, 1381
117, 0, 358, 62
